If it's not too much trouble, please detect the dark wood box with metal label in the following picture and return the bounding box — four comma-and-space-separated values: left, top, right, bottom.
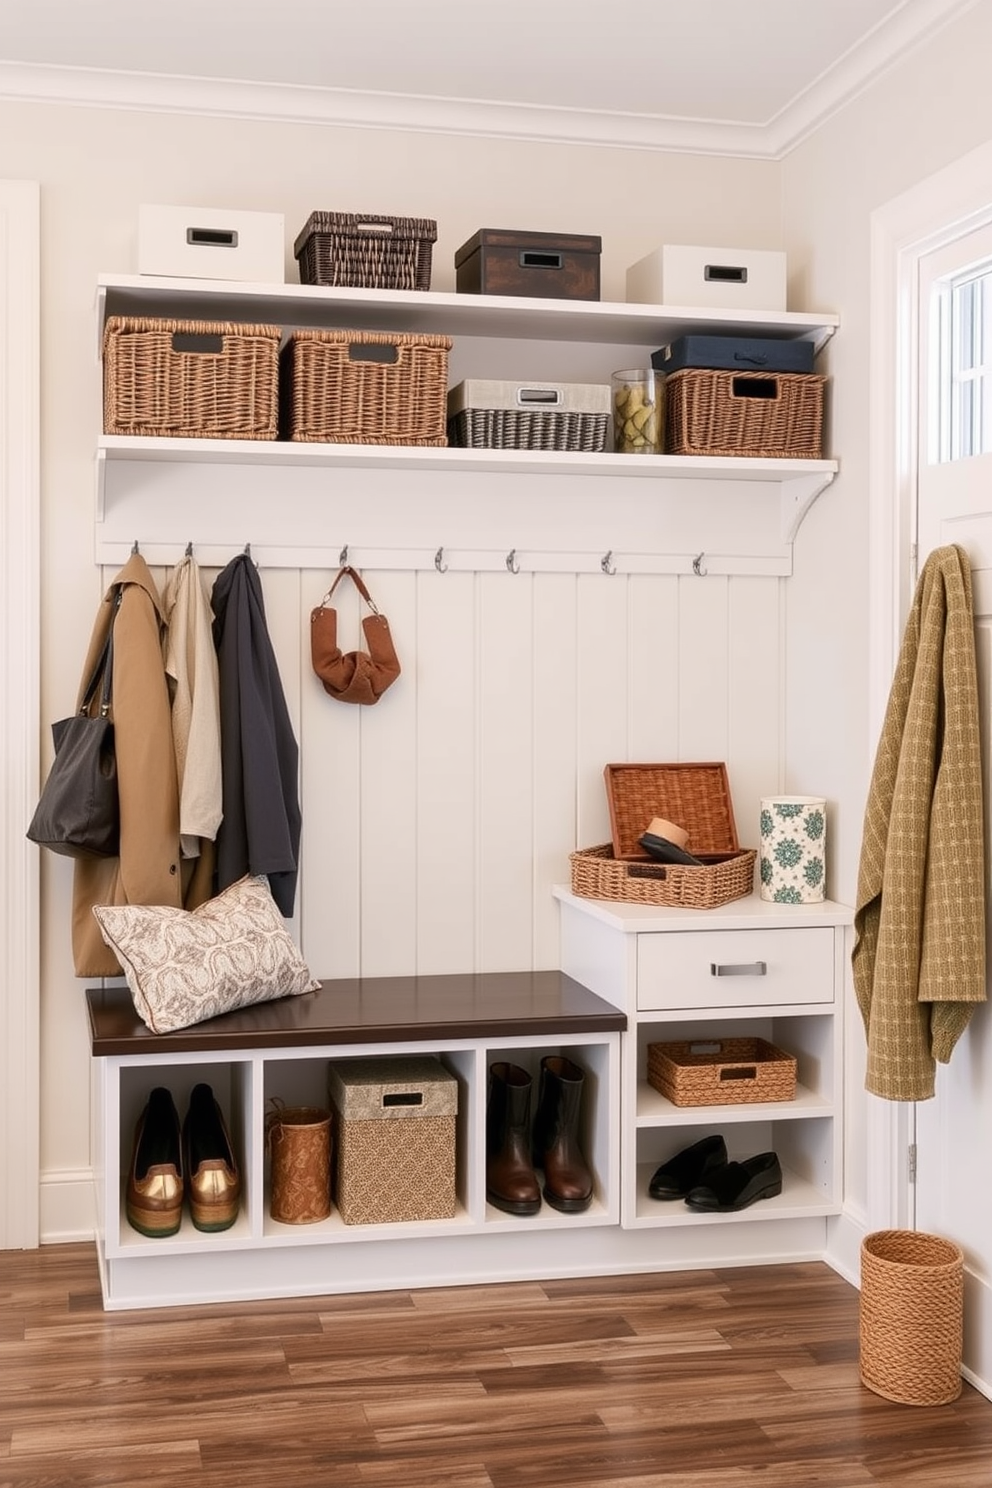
454, 228, 602, 301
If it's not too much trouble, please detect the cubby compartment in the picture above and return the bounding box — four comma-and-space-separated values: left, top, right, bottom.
632, 1114, 837, 1226
481, 1038, 619, 1229
259, 1048, 476, 1239
109, 1057, 253, 1255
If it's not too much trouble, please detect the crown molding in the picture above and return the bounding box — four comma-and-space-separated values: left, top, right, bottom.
766, 0, 982, 157
0, 1, 981, 161
0, 62, 769, 157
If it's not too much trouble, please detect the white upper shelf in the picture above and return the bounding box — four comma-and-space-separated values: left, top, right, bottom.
96, 274, 840, 353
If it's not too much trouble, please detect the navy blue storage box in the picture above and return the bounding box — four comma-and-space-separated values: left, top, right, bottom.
652, 335, 816, 376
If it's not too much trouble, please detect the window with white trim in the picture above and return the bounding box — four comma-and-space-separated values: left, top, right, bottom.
929, 256, 992, 462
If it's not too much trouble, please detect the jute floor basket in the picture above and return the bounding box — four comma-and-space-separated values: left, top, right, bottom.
859, 1229, 964, 1405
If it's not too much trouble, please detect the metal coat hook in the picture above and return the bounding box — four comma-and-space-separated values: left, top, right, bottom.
131, 539, 140, 554
339, 544, 349, 566
692, 552, 708, 577
601, 550, 617, 576
185, 541, 194, 558
505, 548, 520, 575
434, 547, 448, 573
244, 542, 252, 558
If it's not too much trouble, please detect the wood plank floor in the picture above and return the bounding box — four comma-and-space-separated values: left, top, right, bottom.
1, 1244, 990, 1488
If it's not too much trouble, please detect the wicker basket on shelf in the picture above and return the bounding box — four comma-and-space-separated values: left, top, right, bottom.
294, 211, 437, 292
103, 316, 281, 440
647, 1037, 797, 1107
665, 367, 826, 458
569, 762, 755, 910
281, 328, 452, 446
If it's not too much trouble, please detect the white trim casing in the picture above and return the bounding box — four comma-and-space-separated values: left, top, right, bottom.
0, 178, 41, 1249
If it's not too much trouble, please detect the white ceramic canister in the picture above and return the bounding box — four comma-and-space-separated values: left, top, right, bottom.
759, 796, 826, 903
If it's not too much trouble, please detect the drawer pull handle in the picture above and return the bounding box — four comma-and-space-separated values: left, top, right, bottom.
710, 961, 767, 977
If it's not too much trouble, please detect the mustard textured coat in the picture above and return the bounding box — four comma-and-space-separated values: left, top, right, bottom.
71, 554, 211, 977
852, 543, 986, 1101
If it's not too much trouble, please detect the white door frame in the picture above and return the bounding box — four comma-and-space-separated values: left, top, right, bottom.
0, 179, 40, 1248
868, 138, 992, 1234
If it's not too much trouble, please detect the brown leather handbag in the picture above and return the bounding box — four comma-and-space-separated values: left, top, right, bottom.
310, 566, 401, 705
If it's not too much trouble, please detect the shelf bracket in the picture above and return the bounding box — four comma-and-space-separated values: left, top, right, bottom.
780, 469, 837, 545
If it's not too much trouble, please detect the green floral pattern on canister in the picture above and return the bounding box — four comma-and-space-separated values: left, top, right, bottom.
759, 796, 826, 904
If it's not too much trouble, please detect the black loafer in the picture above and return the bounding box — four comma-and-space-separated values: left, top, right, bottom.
639, 832, 704, 866
684, 1151, 782, 1212
648, 1133, 728, 1200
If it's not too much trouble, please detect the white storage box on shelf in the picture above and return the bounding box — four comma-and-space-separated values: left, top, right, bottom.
626, 244, 787, 311
137, 204, 286, 283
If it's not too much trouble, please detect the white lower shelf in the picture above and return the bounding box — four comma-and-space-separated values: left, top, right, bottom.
629, 1162, 839, 1227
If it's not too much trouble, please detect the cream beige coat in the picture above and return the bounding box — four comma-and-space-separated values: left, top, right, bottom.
72, 554, 212, 977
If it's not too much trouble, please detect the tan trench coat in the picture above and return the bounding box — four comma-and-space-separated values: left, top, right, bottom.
71, 553, 213, 976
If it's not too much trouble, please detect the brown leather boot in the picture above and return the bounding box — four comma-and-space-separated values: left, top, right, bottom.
532, 1055, 593, 1213
486, 1062, 541, 1216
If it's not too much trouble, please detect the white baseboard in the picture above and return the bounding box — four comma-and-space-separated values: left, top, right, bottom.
824, 1203, 867, 1287
40, 1168, 95, 1244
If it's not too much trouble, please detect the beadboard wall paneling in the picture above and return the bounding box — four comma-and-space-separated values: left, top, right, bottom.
142, 565, 785, 980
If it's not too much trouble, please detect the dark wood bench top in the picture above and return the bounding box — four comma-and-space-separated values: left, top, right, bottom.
86, 971, 626, 1056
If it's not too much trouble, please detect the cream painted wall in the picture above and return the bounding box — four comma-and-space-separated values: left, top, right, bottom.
781, 0, 992, 1231
0, 98, 785, 1238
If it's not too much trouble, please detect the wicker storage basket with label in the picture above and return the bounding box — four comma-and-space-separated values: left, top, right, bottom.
327, 1055, 458, 1224
103, 316, 280, 439
569, 762, 755, 909
647, 1037, 797, 1107
294, 211, 437, 291
281, 328, 452, 445
664, 367, 826, 458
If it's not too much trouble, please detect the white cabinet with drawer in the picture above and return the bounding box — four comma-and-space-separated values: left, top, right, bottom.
554, 887, 854, 1261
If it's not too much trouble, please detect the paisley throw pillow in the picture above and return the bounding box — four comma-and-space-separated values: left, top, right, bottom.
92, 875, 320, 1034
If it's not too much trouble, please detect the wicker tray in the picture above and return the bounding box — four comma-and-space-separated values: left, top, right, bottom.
103, 316, 281, 439
569, 761, 755, 910
665, 367, 826, 458
281, 328, 452, 446
294, 211, 437, 291
647, 1037, 797, 1107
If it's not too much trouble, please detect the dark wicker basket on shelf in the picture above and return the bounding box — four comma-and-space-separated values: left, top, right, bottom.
647, 1037, 797, 1107
569, 762, 755, 910
103, 316, 281, 439
294, 212, 437, 291
281, 328, 452, 446
665, 367, 826, 458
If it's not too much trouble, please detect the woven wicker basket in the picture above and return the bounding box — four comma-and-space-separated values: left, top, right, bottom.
569, 762, 755, 910
665, 367, 826, 458
647, 1037, 797, 1107
294, 211, 437, 291
860, 1230, 964, 1405
103, 316, 281, 440
281, 329, 452, 446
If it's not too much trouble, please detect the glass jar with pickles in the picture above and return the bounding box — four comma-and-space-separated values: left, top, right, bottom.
611, 368, 664, 455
